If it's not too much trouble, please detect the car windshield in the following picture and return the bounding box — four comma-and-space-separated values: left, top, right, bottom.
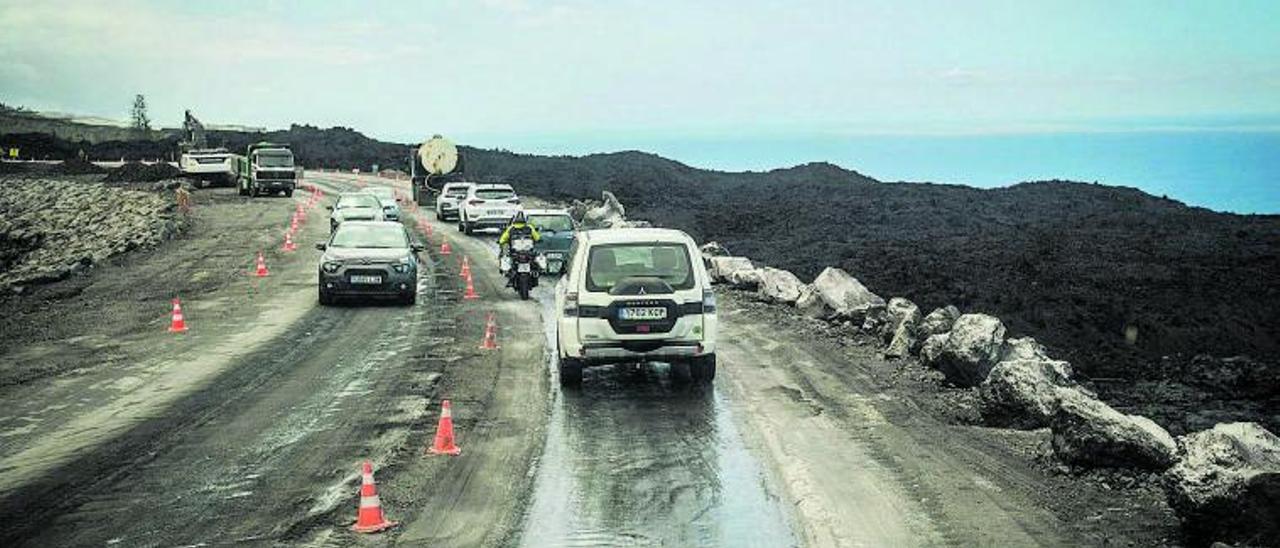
329, 224, 408, 249
337, 194, 379, 209
475, 189, 514, 200
585, 243, 693, 292
256, 153, 293, 168
530, 215, 573, 232
368, 188, 395, 201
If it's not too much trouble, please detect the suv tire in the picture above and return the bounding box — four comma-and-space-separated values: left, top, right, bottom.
318, 288, 334, 306
690, 354, 717, 383
559, 357, 584, 387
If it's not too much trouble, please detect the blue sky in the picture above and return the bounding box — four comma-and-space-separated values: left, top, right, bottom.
1, 0, 1278, 143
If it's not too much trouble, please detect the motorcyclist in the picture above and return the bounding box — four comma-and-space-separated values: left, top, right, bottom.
498, 211, 541, 250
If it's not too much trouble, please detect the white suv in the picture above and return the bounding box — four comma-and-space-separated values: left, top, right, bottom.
554, 228, 717, 386
458, 184, 522, 234
435, 182, 474, 221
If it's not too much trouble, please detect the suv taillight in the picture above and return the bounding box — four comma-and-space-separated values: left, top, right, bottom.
564, 292, 579, 317
702, 289, 717, 314
469, 199, 484, 206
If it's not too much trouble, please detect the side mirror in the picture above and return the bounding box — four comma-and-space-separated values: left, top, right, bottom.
410, 243, 426, 252
315, 242, 327, 251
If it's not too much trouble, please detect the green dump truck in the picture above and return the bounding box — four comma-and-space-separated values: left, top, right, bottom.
232, 142, 296, 197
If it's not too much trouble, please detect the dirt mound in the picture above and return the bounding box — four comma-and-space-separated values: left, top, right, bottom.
103, 161, 181, 183
52, 158, 105, 175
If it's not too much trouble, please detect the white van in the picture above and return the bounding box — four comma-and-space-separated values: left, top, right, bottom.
554, 228, 718, 386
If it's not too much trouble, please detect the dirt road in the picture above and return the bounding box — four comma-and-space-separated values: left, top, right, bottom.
0, 171, 1175, 547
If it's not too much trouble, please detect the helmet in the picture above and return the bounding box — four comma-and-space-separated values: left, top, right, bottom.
512, 211, 527, 224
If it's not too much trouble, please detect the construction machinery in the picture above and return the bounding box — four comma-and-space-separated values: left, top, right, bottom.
178, 110, 235, 186
410, 135, 463, 204
232, 142, 296, 197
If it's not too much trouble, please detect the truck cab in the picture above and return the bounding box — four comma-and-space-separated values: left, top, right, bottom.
235, 142, 296, 197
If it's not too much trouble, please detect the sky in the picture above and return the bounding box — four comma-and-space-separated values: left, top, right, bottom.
1, 0, 1278, 144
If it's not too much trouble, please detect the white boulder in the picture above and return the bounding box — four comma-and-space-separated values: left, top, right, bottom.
979, 359, 1077, 428
918, 305, 961, 338
920, 313, 1007, 387
1162, 422, 1280, 545
707, 256, 754, 284
727, 268, 764, 290
1000, 336, 1052, 362
700, 241, 730, 258
756, 267, 805, 305
796, 285, 833, 319
810, 267, 885, 321
582, 191, 627, 228
1050, 390, 1179, 470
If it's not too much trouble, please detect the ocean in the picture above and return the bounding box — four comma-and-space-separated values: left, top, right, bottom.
460, 131, 1280, 215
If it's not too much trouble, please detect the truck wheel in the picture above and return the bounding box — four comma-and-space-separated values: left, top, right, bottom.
559, 357, 584, 387
402, 291, 417, 306
690, 354, 717, 383
285, 189, 294, 198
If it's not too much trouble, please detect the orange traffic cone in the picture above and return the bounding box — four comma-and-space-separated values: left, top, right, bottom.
295, 202, 306, 220
254, 251, 270, 277
282, 231, 297, 252
460, 256, 471, 279
462, 272, 479, 300
478, 313, 499, 350
351, 461, 398, 534
440, 240, 452, 255
427, 400, 462, 456
167, 298, 188, 333
290, 214, 299, 232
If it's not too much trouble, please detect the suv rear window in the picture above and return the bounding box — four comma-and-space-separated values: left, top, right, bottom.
475, 189, 515, 200
585, 243, 693, 292
445, 186, 470, 197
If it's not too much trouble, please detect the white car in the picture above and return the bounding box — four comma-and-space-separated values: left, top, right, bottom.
435, 182, 474, 221
554, 228, 717, 386
328, 192, 386, 233
458, 183, 522, 234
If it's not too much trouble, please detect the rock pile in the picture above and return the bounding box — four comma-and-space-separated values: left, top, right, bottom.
696, 236, 1279, 542
103, 161, 182, 184
569, 191, 649, 229
0, 178, 175, 291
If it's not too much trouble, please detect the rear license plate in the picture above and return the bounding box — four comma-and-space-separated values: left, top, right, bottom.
486, 209, 504, 216
350, 275, 382, 284
545, 252, 563, 259
620, 307, 666, 321
517, 263, 531, 273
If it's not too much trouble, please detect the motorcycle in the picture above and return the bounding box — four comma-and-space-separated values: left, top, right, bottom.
500, 236, 546, 300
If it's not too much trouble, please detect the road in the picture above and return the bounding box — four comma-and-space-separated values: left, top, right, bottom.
0, 172, 1166, 547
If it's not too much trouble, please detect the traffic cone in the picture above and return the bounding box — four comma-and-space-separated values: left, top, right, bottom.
295, 202, 306, 220
290, 214, 299, 232
282, 231, 297, 252
167, 298, 188, 333
424, 222, 433, 237
440, 240, 452, 255
351, 461, 398, 534
254, 251, 269, 277
478, 313, 499, 350
460, 256, 471, 279
462, 271, 479, 300
426, 400, 462, 456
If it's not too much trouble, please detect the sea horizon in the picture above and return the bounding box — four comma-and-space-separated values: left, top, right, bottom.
448, 129, 1280, 215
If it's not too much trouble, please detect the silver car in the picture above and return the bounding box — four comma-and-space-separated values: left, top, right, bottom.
366, 187, 402, 222
329, 192, 385, 233
316, 221, 424, 305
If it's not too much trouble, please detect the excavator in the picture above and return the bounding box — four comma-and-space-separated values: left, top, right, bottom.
177, 110, 235, 187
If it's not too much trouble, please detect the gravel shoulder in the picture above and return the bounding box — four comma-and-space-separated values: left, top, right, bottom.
717, 291, 1181, 547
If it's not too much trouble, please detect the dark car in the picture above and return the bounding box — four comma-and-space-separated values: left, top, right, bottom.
316, 221, 424, 305
526, 209, 576, 274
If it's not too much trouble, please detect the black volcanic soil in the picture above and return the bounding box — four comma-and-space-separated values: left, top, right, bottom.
461, 148, 1280, 434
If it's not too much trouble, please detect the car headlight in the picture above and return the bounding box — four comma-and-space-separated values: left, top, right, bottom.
322, 261, 341, 273
392, 255, 413, 273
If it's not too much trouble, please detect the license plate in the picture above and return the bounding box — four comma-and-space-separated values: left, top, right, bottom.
350, 275, 382, 284
620, 307, 666, 321
545, 252, 563, 259
486, 209, 504, 216
517, 263, 531, 273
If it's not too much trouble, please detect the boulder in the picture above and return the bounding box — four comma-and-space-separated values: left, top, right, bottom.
881, 297, 921, 341
920, 334, 949, 365
918, 305, 961, 338
1050, 390, 1179, 470
920, 314, 1007, 387
810, 267, 885, 321
707, 256, 754, 284
1162, 422, 1280, 545
797, 285, 834, 319
884, 321, 915, 358
1000, 336, 1052, 362
581, 191, 627, 228
700, 241, 730, 258
979, 359, 1077, 428
756, 267, 805, 305
727, 268, 764, 291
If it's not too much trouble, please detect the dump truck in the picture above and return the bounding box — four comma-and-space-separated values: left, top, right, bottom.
177, 110, 235, 187
232, 142, 296, 197
409, 135, 464, 204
